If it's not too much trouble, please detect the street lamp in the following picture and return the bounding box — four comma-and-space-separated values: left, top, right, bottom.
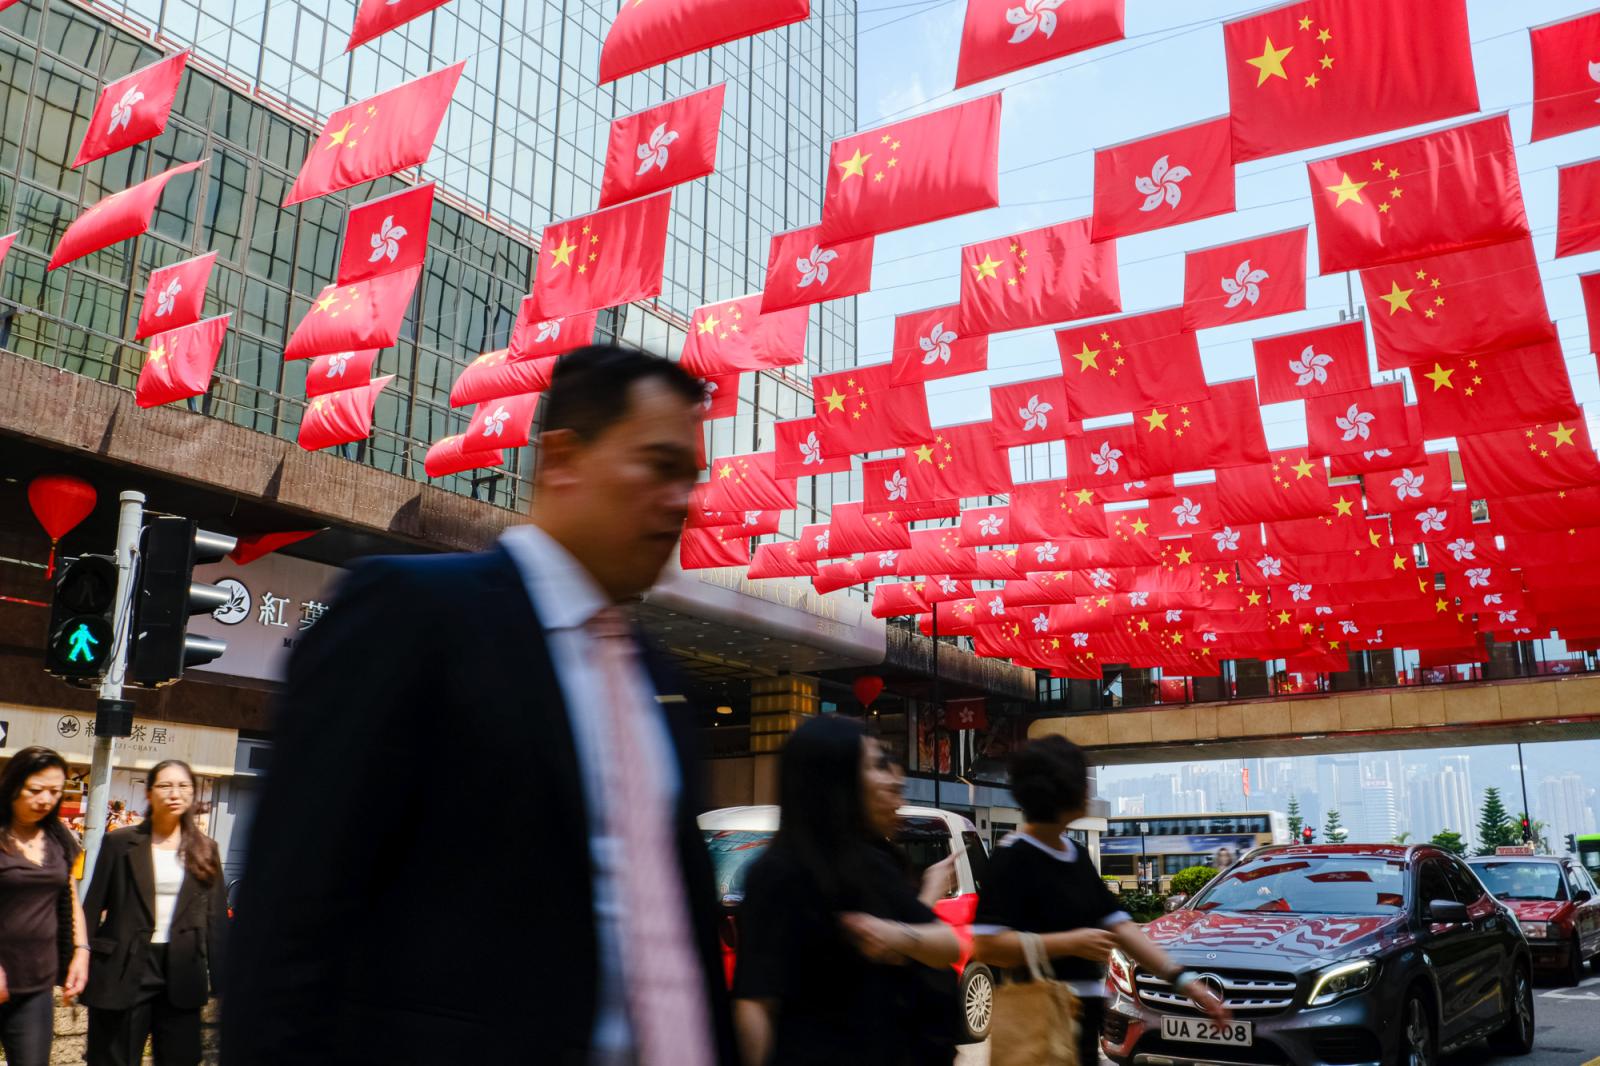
1138, 821, 1151, 890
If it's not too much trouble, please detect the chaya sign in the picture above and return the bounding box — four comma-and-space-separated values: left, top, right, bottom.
188, 551, 344, 684
0, 704, 237, 777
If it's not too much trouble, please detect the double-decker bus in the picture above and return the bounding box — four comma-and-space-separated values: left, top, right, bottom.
1578, 834, 1600, 878
1100, 811, 1289, 890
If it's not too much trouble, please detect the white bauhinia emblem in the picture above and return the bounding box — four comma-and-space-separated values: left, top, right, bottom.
939, 577, 960, 595
369, 215, 407, 264
815, 529, 831, 553
886, 470, 909, 501
1590, 60, 1600, 102
878, 550, 899, 568
744, 511, 763, 526
1220, 260, 1268, 308
1289, 583, 1312, 602
1135, 155, 1190, 212
1391, 469, 1424, 501
799, 432, 825, 466
483, 405, 511, 438
1315, 606, 1333, 616
1340, 620, 1359, 634
796, 245, 837, 288
1257, 554, 1283, 577
920, 322, 957, 366
1172, 497, 1202, 527
1006, 0, 1064, 44
154, 278, 182, 318
1019, 394, 1052, 431
1031, 612, 1049, 633
1213, 526, 1240, 552
1290, 346, 1332, 387
1071, 631, 1089, 648
1498, 609, 1519, 624
635, 123, 679, 175
1165, 609, 1183, 623
1092, 441, 1122, 476
327, 352, 353, 379
978, 513, 1003, 538
1089, 567, 1113, 588
1337, 403, 1374, 442
700, 381, 718, 413
1123, 480, 1147, 492
1483, 593, 1503, 606
1128, 591, 1149, 607
1446, 538, 1476, 561
1035, 541, 1059, 563
1466, 567, 1491, 588
109, 84, 145, 134
536, 318, 561, 344
988, 595, 1006, 616
1203, 631, 1218, 643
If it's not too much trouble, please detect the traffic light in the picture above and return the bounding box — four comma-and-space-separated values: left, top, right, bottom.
44, 555, 120, 682
1566, 834, 1577, 854
1301, 826, 1315, 844
1521, 817, 1533, 843
127, 517, 235, 687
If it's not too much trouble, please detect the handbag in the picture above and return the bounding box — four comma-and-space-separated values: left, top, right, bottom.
988, 931, 1079, 1066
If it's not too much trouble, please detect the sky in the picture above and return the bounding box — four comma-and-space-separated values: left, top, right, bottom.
847, 0, 1600, 470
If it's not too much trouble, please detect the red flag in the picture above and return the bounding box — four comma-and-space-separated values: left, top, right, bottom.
531, 193, 671, 318
873, 581, 931, 618
283, 266, 420, 361
347, 0, 451, 50
306, 350, 382, 398
422, 434, 504, 479
1530, 10, 1600, 141
819, 95, 1001, 243
1485, 486, 1600, 533
1252, 321, 1370, 405
507, 301, 597, 362
1181, 227, 1306, 330
599, 84, 725, 208
1583, 272, 1600, 358
1064, 432, 1175, 502
1327, 404, 1426, 476
134, 315, 228, 408
903, 422, 1014, 501
959, 506, 1014, 548
710, 511, 782, 539
1144, 487, 1221, 538
1223, 0, 1477, 162
891, 305, 988, 385
761, 224, 874, 313
699, 372, 739, 420
861, 458, 958, 517
1009, 479, 1108, 539
449, 350, 552, 408
811, 363, 932, 454
900, 528, 976, 579
774, 418, 853, 479
1090, 116, 1234, 241
283, 64, 463, 206
338, 183, 434, 284
748, 542, 818, 580
679, 527, 750, 570
1129, 380, 1268, 477
48, 160, 204, 270
954, 0, 1123, 88
298, 376, 393, 451
1459, 421, 1600, 498
703, 452, 797, 512
0, 231, 14, 272
989, 376, 1074, 447
73, 51, 190, 167
1306, 383, 1408, 458
134, 251, 216, 339
228, 531, 320, 566
1393, 495, 1476, 546
464, 392, 541, 451
955, 217, 1120, 335
679, 294, 809, 376
1360, 239, 1555, 370
599, 0, 810, 83
942, 697, 989, 731
1363, 453, 1453, 513
1557, 159, 1600, 258
1412, 343, 1579, 439
1054, 308, 1209, 417
1307, 116, 1528, 273
1216, 449, 1332, 523
830, 504, 911, 555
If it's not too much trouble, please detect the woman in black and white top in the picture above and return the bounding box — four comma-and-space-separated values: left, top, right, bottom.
81, 759, 227, 1066
974, 737, 1229, 1065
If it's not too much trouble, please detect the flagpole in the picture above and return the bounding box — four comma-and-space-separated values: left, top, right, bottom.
932, 608, 942, 811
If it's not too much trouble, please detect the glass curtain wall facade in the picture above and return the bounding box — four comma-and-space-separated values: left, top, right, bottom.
0, 0, 857, 524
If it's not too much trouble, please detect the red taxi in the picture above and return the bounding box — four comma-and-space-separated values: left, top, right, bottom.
1468, 851, 1600, 985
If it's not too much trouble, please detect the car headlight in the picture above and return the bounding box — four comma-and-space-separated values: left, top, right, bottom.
1307, 959, 1377, 1007
1108, 948, 1135, 996
1521, 921, 1550, 939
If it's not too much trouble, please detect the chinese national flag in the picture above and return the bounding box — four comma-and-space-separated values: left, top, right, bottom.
48, 160, 204, 270
774, 418, 853, 479
761, 223, 874, 313
1216, 449, 1332, 523
464, 391, 541, 450
531, 193, 672, 318
1181, 227, 1306, 330
873, 581, 931, 618
284, 64, 463, 206
1252, 320, 1370, 404
1459, 421, 1600, 498
955, 217, 1121, 335
891, 305, 988, 385
903, 422, 1014, 501
347, 0, 452, 50
599, 84, 725, 208
297, 376, 393, 451
423, 434, 504, 479
989, 376, 1074, 447
506, 299, 597, 362
921, 602, 982, 639
679, 294, 809, 376
900, 528, 976, 579
1223, 0, 1478, 162
283, 266, 421, 360
599, 0, 809, 83
679, 527, 750, 570
306, 350, 381, 399
1492, 486, 1600, 533
830, 503, 912, 555
449, 350, 551, 408
134, 251, 216, 339
74, 51, 190, 167
1412, 342, 1579, 439
1010, 480, 1108, 539
1363, 453, 1453, 513
134, 315, 229, 408
811, 363, 932, 454
1307, 116, 1528, 273
1054, 308, 1209, 417
1305, 383, 1408, 458
819, 95, 1001, 243
1531, 10, 1600, 141
954, 0, 1123, 88
703, 452, 797, 511
338, 183, 435, 284
1090, 116, 1234, 241
1129, 379, 1268, 477
748, 541, 818, 580
1360, 239, 1555, 370
1557, 159, 1600, 258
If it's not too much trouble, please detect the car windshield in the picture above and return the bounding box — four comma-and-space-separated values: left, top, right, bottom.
702, 830, 774, 901
1470, 861, 1567, 901
1190, 855, 1408, 915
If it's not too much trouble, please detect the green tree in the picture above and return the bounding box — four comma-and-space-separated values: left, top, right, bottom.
1475, 787, 1520, 855
1287, 795, 1303, 840
1169, 866, 1219, 899
1430, 830, 1468, 856
1392, 831, 1412, 845
1323, 809, 1347, 842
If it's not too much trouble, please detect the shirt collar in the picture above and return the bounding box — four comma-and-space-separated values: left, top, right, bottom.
1001, 830, 1079, 863
500, 523, 611, 631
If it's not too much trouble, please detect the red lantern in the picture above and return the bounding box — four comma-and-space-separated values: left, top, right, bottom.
27, 474, 96, 579
853, 675, 885, 709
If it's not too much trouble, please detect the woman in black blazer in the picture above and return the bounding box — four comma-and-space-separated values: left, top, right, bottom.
81, 760, 227, 1066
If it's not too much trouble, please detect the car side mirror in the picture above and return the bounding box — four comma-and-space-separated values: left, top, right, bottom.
1428, 899, 1470, 924
1575, 889, 1593, 904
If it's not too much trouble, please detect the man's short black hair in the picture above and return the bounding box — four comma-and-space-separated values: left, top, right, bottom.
541, 343, 704, 440
1008, 735, 1090, 823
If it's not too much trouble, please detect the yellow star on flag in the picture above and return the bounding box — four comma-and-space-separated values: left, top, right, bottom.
1326, 172, 1369, 207
914, 444, 935, 463
1142, 409, 1169, 432
1074, 488, 1094, 505
1422, 363, 1455, 391
838, 148, 871, 181
1292, 457, 1315, 479
1247, 36, 1294, 86
971, 255, 1001, 282
548, 237, 577, 268
147, 342, 167, 365
697, 315, 720, 336
1378, 281, 1413, 315
1332, 496, 1355, 517
1070, 342, 1100, 372
324, 121, 355, 150
823, 389, 846, 413
1550, 423, 1577, 448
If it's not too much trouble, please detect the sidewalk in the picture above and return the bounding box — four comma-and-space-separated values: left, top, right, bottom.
0, 1002, 219, 1065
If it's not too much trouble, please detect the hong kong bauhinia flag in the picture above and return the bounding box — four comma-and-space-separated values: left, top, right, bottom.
135, 251, 216, 339
507, 300, 597, 362
531, 193, 671, 318
298, 376, 393, 451
600, 0, 810, 83
954, 0, 1123, 88
1091, 116, 1234, 241
1530, 10, 1600, 142
956, 217, 1120, 335
774, 418, 853, 479
1223, 0, 1478, 161
134, 315, 229, 408
761, 224, 874, 313
1181, 227, 1306, 330
1054, 307, 1209, 417
989, 376, 1073, 447
465, 391, 541, 450
891, 305, 988, 385
1556, 158, 1600, 258
283, 266, 421, 360
1307, 116, 1528, 273
338, 183, 435, 284
74, 51, 190, 167
347, 0, 452, 52
1305, 383, 1409, 458
600, 84, 725, 208
305, 350, 381, 399
1252, 320, 1370, 405
819, 95, 1001, 243
283, 63, 464, 206
423, 433, 503, 479
48, 161, 204, 270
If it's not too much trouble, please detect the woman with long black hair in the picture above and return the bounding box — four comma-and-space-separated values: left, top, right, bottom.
81, 759, 227, 1066
0, 745, 90, 1066
732, 715, 962, 1066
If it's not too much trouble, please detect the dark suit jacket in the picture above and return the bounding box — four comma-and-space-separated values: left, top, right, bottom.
80, 822, 227, 1010
220, 546, 736, 1066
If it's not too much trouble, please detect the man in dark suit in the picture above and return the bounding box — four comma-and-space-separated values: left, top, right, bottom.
221, 346, 734, 1065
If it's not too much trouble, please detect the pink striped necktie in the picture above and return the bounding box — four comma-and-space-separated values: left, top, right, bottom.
586, 607, 715, 1066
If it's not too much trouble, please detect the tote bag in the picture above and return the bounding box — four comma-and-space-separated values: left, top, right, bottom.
988, 931, 1079, 1066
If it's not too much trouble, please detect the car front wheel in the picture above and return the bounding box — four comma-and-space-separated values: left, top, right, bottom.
1487, 963, 1536, 1056
1395, 991, 1435, 1066
959, 964, 994, 1043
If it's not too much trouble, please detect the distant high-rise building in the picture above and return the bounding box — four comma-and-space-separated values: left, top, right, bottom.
1539, 773, 1596, 853
1437, 756, 1475, 846
1360, 777, 1399, 843
1405, 765, 1442, 842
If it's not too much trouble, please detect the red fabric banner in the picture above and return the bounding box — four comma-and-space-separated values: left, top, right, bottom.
422, 434, 504, 478
1251, 320, 1370, 405
1127, 379, 1268, 477
506, 300, 598, 362
49, 160, 204, 270
305, 350, 382, 399
338, 183, 435, 284
761, 223, 874, 313
134, 314, 229, 408
134, 251, 216, 339
747, 542, 818, 580
599, 0, 810, 83
1583, 272, 1600, 358
955, 0, 1122, 88
298, 376, 393, 451
73, 51, 190, 167
989, 376, 1075, 447
1557, 158, 1600, 258
891, 305, 989, 385
283, 265, 421, 361
228, 530, 321, 566
1530, 10, 1600, 141
773, 418, 854, 479
679, 294, 809, 376
1091, 116, 1234, 241
1216, 449, 1332, 524
1054, 307, 1209, 418
599, 84, 725, 208
1459, 421, 1600, 498
811, 363, 932, 455
347, 0, 452, 51
813, 561, 864, 596
958, 505, 1014, 548
1009, 479, 1109, 539
531, 193, 672, 318
449, 351, 552, 409
1412, 342, 1579, 439
702, 452, 798, 512
1361, 453, 1453, 513
463, 391, 541, 451
955, 217, 1120, 335
903, 422, 1014, 502
679, 526, 750, 570
1305, 383, 1409, 458
830, 503, 912, 554
1181, 227, 1306, 330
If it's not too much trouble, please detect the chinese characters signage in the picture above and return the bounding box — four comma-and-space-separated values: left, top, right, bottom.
1, 704, 238, 776
188, 551, 344, 683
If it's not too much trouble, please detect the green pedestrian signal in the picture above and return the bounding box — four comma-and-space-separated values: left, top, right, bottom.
45, 555, 119, 683
66, 622, 101, 662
